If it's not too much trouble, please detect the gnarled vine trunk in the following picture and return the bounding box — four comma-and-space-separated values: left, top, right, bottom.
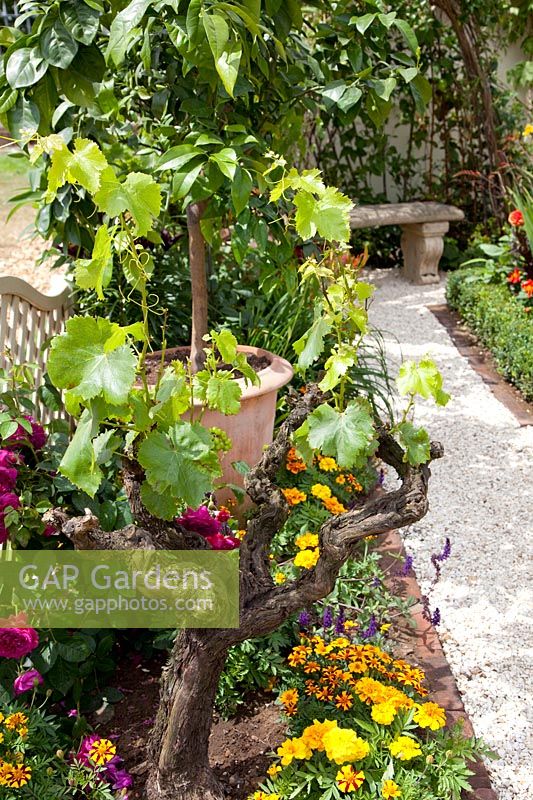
45, 388, 443, 800
145, 630, 230, 800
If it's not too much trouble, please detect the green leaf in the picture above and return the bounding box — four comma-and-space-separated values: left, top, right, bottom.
140, 482, 178, 521
171, 161, 205, 200
59, 44, 105, 106
186, 0, 203, 44
210, 147, 238, 180
40, 21, 78, 69
61, 0, 100, 45
138, 424, 214, 509
337, 84, 362, 113
0, 88, 18, 115
58, 634, 94, 662
394, 19, 419, 54
293, 314, 331, 369
231, 166, 252, 216
48, 137, 108, 196
410, 74, 432, 114
94, 168, 161, 235
48, 316, 137, 405
6, 97, 40, 140
107, 0, 152, 64
213, 329, 238, 362
216, 43, 242, 97
103, 321, 146, 351
293, 185, 352, 243
74, 224, 113, 299
206, 375, 242, 414
319, 348, 356, 392
202, 11, 229, 59
398, 422, 431, 466
6, 47, 47, 89
59, 403, 104, 495
351, 13, 376, 34
307, 401, 377, 468
396, 358, 450, 405
151, 366, 191, 426
156, 144, 203, 172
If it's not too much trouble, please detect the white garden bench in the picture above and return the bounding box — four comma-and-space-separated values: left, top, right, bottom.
349, 201, 465, 284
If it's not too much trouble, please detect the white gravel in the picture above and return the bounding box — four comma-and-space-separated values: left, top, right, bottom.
368, 269, 533, 800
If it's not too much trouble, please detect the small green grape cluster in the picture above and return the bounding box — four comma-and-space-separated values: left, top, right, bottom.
210, 427, 232, 453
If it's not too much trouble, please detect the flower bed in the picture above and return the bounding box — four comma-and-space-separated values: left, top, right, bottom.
446, 270, 533, 401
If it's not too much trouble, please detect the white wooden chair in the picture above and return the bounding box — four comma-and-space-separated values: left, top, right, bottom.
0, 276, 71, 421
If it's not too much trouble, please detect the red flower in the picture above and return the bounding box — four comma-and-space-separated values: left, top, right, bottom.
508, 209, 524, 227
507, 268, 523, 284
521, 279, 533, 297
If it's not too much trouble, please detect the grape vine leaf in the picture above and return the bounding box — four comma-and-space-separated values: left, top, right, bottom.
74, 224, 113, 299
59, 402, 104, 495
396, 358, 450, 406
94, 168, 161, 235
137, 423, 214, 509
306, 401, 377, 468
206, 375, 242, 415
47, 137, 108, 197
140, 482, 179, 521
397, 421, 431, 466
293, 314, 331, 369
319, 347, 356, 392
47, 316, 137, 405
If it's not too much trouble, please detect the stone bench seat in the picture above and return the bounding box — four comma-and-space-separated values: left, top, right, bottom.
349, 201, 465, 284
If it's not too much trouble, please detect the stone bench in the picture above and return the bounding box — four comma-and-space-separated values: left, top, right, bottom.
349, 201, 465, 284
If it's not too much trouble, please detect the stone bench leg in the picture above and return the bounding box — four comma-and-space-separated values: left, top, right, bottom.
400, 221, 449, 284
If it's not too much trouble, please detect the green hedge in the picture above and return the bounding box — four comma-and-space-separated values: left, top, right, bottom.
446, 269, 533, 401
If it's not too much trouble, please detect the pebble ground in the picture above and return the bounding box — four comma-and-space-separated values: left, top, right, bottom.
369, 269, 533, 800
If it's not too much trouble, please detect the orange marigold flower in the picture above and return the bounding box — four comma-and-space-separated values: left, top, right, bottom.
508, 209, 524, 226
335, 691, 354, 710
286, 448, 306, 474
323, 496, 347, 514
336, 765, 365, 792
282, 487, 307, 506
88, 738, 117, 766
5, 765, 32, 788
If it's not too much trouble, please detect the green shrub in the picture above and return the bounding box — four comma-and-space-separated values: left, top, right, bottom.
446, 268, 533, 400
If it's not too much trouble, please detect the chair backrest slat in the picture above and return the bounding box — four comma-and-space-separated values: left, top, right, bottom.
0, 276, 71, 421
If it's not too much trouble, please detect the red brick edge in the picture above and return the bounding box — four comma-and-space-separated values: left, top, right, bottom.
428, 303, 532, 427
377, 530, 498, 800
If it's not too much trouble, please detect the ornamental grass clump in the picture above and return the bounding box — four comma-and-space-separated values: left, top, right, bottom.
252, 633, 495, 800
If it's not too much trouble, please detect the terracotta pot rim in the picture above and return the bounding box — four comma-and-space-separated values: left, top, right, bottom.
147, 344, 294, 402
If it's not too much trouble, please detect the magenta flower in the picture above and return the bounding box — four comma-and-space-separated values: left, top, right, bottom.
0, 625, 39, 659
204, 533, 240, 550
106, 762, 133, 790
177, 506, 221, 537
13, 668, 43, 695
6, 415, 47, 451
43, 524, 58, 537
77, 734, 101, 766
67, 708, 78, 717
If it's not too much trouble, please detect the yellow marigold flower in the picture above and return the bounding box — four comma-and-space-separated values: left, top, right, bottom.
276, 737, 312, 765
267, 764, 282, 777
294, 548, 320, 569
279, 688, 298, 715
235, 529, 247, 540
354, 677, 382, 703
323, 727, 370, 764
523, 123, 533, 138
335, 474, 346, 484
274, 572, 286, 584
301, 719, 338, 751
336, 765, 365, 792
5, 713, 28, 731
88, 738, 117, 766
17, 726, 28, 738
371, 702, 397, 725
380, 623, 391, 633
311, 483, 332, 501
295, 532, 319, 550
0, 761, 13, 786
413, 701, 446, 730
382, 779, 401, 798
5, 764, 32, 788
318, 456, 338, 472
388, 735, 422, 761
0, 712, 4, 723
344, 620, 357, 630
287, 644, 310, 666
251, 792, 280, 800
282, 487, 307, 506
323, 496, 347, 514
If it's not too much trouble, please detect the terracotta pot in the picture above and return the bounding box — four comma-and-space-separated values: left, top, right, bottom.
147, 345, 294, 508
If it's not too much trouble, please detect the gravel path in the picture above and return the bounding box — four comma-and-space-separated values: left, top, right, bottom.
368, 269, 533, 800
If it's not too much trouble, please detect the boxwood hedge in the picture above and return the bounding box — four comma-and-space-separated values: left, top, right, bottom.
446, 268, 533, 401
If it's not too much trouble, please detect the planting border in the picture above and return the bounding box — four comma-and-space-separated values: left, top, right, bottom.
428, 303, 532, 426
377, 529, 498, 800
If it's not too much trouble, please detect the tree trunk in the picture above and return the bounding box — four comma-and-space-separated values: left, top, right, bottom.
145, 629, 229, 800
187, 200, 209, 373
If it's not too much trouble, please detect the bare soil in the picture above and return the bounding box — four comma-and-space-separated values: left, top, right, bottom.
144, 348, 272, 385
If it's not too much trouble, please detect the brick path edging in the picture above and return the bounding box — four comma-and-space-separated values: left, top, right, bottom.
377, 529, 498, 800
